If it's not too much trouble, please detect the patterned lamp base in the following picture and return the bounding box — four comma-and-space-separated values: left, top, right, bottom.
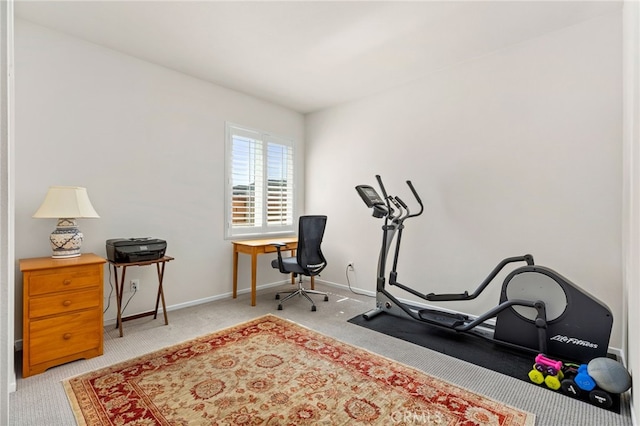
49, 218, 84, 258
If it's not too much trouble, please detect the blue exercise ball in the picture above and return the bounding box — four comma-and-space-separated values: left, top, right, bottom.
588, 357, 632, 394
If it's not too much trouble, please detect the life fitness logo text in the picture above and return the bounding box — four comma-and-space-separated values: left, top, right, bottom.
550, 334, 598, 349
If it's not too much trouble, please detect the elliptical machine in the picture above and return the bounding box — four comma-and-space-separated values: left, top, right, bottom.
356, 175, 613, 363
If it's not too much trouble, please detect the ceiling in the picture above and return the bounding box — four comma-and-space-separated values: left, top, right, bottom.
15, 1, 621, 114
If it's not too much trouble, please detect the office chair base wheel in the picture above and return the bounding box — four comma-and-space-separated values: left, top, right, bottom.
311, 305, 317, 312
277, 304, 283, 310
324, 295, 329, 301
275, 294, 280, 300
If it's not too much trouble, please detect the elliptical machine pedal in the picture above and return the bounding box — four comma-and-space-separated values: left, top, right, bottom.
418, 309, 468, 328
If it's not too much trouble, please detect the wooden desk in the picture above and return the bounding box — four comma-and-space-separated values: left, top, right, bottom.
108, 256, 174, 337
233, 237, 313, 306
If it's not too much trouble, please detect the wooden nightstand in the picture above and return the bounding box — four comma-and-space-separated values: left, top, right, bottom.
20, 253, 106, 378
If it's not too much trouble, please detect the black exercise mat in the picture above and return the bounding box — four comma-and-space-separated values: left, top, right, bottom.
348, 311, 620, 413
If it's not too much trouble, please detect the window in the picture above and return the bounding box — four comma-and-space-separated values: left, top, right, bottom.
225, 123, 296, 238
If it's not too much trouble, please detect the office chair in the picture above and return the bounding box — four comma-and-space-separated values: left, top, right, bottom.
271, 215, 329, 311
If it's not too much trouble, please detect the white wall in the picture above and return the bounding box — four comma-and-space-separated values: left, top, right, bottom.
622, 0, 640, 422
1, 0, 16, 415
14, 20, 304, 338
14, 5, 626, 353
306, 13, 624, 349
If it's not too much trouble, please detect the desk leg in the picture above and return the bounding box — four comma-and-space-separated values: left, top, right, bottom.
114, 265, 127, 338
232, 245, 239, 299
250, 249, 257, 306
154, 261, 169, 325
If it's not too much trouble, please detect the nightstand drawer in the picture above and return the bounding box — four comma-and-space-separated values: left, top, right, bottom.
28, 309, 102, 366
28, 288, 101, 319
28, 266, 101, 296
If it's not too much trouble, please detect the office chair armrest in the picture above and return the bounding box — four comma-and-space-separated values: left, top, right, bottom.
270, 242, 286, 273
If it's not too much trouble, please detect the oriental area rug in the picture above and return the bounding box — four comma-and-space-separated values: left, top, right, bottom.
63, 314, 535, 425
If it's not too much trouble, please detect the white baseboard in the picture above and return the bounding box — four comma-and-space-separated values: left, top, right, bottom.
14, 278, 625, 367
103, 280, 286, 327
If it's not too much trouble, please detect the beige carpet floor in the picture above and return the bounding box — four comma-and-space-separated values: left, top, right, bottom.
10, 281, 633, 425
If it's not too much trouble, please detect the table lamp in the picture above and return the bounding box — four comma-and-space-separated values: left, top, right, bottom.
32, 186, 100, 258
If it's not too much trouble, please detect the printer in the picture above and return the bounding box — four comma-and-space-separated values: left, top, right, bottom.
106, 238, 167, 263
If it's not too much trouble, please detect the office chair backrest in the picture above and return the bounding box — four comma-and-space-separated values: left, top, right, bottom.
297, 215, 328, 276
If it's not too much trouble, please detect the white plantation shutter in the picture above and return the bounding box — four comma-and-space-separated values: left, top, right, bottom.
225, 123, 296, 238
266, 136, 294, 226
229, 128, 264, 229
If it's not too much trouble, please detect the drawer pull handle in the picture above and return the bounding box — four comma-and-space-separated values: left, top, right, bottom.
62, 300, 72, 307
63, 333, 72, 340
63, 279, 71, 285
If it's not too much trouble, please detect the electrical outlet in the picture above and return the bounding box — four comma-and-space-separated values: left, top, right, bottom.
347, 261, 354, 270
130, 279, 140, 292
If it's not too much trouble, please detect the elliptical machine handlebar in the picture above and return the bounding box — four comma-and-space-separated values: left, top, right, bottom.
406, 180, 424, 218
375, 175, 388, 198
389, 197, 405, 222
395, 196, 408, 210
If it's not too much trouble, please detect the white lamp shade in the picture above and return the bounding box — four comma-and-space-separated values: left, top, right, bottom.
32, 186, 100, 219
